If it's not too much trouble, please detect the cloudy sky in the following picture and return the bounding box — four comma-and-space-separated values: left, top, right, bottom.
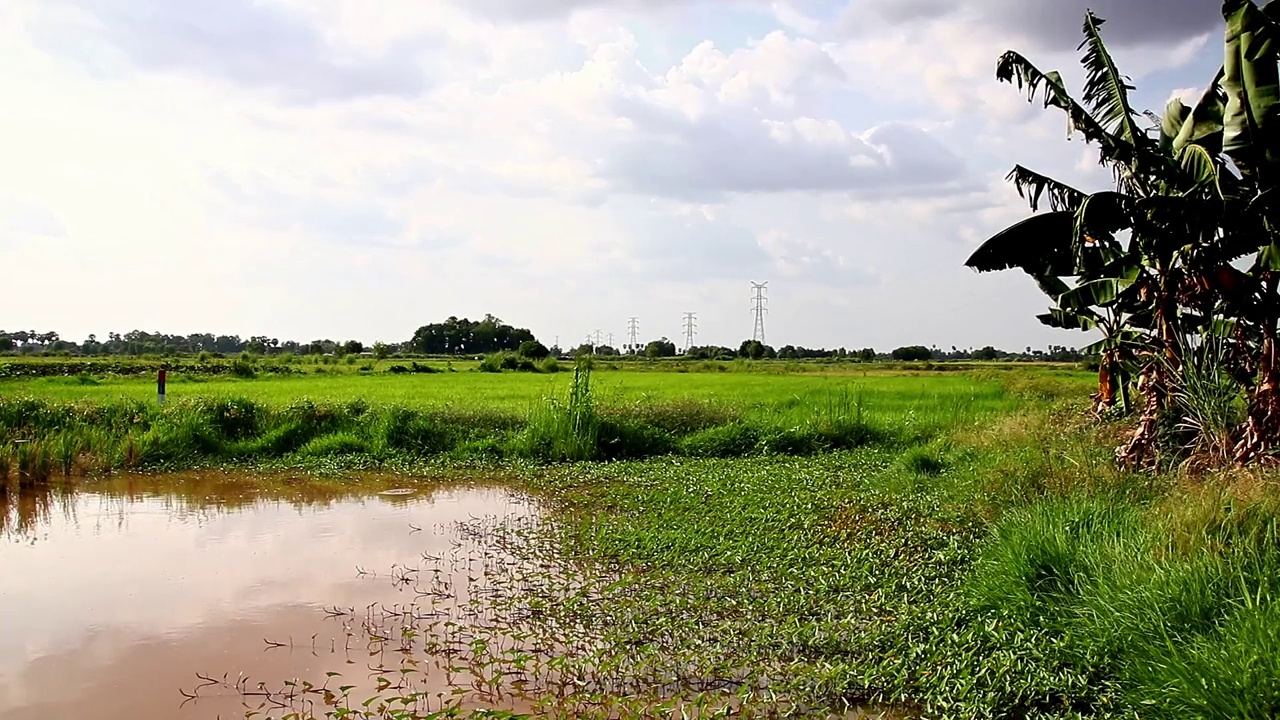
0, 0, 1224, 350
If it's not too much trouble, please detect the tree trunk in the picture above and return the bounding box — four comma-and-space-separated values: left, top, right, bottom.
1118, 277, 1178, 469
1117, 362, 1163, 469
1236, 272, 1280, 463
1093, 350, 1118, 415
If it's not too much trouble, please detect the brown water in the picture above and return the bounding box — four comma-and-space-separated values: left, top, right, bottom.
0, 473, 535, 720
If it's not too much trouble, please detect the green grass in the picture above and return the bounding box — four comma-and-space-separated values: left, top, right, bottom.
493, 406, 1280, 718
2, 365, 1051, 410
0, 367, 1048, 475
8, 362, 1275, 717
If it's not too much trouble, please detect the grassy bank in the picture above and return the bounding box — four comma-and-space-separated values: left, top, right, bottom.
488, 403, 1280, 718
0, 367, 1033, 481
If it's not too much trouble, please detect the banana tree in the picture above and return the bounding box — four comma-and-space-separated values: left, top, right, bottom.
1038, 294, 1144, 414
1220, 0, 1280, 461
972, 11, 1238, 466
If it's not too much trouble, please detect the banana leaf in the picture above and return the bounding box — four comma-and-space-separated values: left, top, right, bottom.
1223, 0, 1280, 173
965, 212, 1076, 275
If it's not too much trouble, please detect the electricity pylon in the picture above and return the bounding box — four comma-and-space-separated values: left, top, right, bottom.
751, 282, 768, 344
627, 317, 640, 354
682, 312, 698, 352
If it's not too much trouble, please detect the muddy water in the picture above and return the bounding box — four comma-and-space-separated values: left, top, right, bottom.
0, 473, 535, 720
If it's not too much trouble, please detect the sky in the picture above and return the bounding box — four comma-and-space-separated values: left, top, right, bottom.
0, 0, 1227, 350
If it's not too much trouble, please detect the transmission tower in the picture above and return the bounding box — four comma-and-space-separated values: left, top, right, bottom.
593, 329, 604, 348
682, 312, 698, 352
751, 282, 768, 344
627, 317, 640, 354
607, 332, 615, 349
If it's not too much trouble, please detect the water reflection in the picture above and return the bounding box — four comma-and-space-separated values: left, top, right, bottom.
0, 471, 534, 720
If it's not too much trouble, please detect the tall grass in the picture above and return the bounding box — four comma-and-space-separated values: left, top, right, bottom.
512, 364, 600, 461
966, 492, 1280, 717
0, 370, 1019, 470
1165, 334, 1247, 463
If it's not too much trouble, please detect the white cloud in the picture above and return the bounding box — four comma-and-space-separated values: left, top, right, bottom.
0, 0, 1221, 349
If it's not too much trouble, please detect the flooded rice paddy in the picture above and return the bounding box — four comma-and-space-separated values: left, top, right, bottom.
0, 472, 900, 719
0, 472, 541, 719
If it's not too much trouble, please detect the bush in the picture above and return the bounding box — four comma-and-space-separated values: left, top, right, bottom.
230, 358, 257, 379
892, 346, 933, 362
480, 351, 543, 373
518, 340, 551, 359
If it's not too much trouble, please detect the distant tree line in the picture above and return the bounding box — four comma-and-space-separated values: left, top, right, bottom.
1, 323, 1087, 364
0, 330, 377, 357
576, 339, 1086, 363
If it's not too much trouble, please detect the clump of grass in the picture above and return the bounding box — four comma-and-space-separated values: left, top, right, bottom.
376, 408, 454, 455
197, 397, 262, 441
899, 444, 947, 476
53, 431, 84, 476
134, 412, 223, 466
229, 357, 257, 379
1126, 595, 1280, 718
298, 432, 368, 457
511, 364, 599, 461
967, 497, 1152, 622
1165, 334, 1247, 465
15, 440, 52, 487
679, 422, 761, 457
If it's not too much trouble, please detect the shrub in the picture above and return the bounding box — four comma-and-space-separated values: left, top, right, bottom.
230, 358, 257, 379
892, 346, 933, 362
518, 340, 551, 359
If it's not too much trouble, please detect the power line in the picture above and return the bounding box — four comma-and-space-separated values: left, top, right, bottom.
627, 317, 640, 354
751, 282, 768, 344
682, 312, 697, 352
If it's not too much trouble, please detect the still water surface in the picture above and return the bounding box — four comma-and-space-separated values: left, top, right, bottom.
0, 473, 533, 720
